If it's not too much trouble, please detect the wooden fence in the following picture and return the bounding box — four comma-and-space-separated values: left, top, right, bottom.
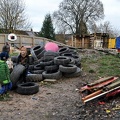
0, 34, 69, 52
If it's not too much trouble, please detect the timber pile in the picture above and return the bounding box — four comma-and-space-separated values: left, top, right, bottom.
79, 76, 120, 103
95, 48, 118, 55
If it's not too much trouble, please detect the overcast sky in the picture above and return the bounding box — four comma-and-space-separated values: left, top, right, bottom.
25, 0, 120, 32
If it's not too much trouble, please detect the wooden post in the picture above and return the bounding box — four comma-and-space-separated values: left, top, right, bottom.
32, 37, 34, 47
20, 35, 22, 47
71, 35, 73, 47
82, 37, 84, 48
75, 37, 76, 48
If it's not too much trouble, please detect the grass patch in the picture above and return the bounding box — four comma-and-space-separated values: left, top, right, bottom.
82, 54, 120, 78
10, 52, 19, 56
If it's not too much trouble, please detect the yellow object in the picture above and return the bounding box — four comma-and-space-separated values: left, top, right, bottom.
106, 110, 111, 113
108, 38, 116, 49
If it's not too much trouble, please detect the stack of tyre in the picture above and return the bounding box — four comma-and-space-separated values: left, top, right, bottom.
11, 45, 82, 83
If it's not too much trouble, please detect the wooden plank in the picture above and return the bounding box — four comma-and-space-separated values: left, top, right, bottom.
83, 86, 120, 103
87, 76, 114, 86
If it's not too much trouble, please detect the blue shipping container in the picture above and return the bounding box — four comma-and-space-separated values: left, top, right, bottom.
116, 37, 120, 49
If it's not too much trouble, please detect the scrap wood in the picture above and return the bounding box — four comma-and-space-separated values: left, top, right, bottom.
106, 89, 120, 98
87, 76, 114, 86
82, 86, 120, 103
112, 104, 120, 110
81, 89, 102, 101
80, 76, 118, 92
104, 79, 120, 90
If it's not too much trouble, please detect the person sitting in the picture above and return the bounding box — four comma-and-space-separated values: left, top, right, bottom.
16, 46, 30, 83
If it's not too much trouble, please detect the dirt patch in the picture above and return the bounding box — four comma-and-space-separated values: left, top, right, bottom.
0, 49, 120, 120
0, 77, 82, 120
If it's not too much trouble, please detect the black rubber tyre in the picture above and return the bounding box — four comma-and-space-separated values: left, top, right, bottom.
39, 59, 54, 67
43, 51, 59, 61
59, 64, 77, 73
42, 70, 62, 80
69, 48, 78, 55
31, 49, 38, 60
29, 56, 34, 65
61, 53, 75, 64
10, 64, 25, 89
58, 47, 70, 55
69, 57, 75, 64
76, 62, 81, 68
33, 58, 43, 65
44, 65, 59, 73
16, 82, 39, 95
63, 67, 82, 78
31, 45, 44, 60
26, 74, 43, 82
61, 53, 73, 57
44, 51, 59, 57
72, 55, 81, 64
28, 65, 34, 71
54, 56, 70, 65
31, 70, 44, 74
34, 64, 43, 70
11, 56, 18, 63
44, 55, 55, 61
32, 45, 44, 55
37, 49, 46, 59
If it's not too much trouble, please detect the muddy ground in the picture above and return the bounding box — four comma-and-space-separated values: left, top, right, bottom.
0, 49, 120, 120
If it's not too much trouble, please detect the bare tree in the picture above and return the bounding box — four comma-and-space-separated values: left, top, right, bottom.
0, 0, 31, 31
91, 21, 120, 37
113, 28, 120, 37
53, 0, 104, 35
99, 21, 112, 33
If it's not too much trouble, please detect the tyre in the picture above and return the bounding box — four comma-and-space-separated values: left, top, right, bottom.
10, 64, 25, 89
58, 47, 70, 55
44, 65, 59, 73
16, 82, 39, 95
31, 45, 44, 60
28, 65, 34, 71
59, 64, 77, 73
44, 51, 59, 61
76, 62, 81, 68
32, 45, 44, 55
44, 51, 59, 57
34, 64, 43, 70
69, 57, 75, 64
63, 67, 82, 78
69, 48, 78, 55
37, 49, 46, 59
42, 70, 62, 80
72, 55, 81, 64
61, 53, 75, 64
54, 56, 70, 65
33, 58, 43, 65
31, 49, 38, 60
31, 70, 44, 74
11, 56, 18, 63
39, 59, 54, 67
29, 56, 34, 65
26, 74, 43, 82
61, 53, 73, 57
